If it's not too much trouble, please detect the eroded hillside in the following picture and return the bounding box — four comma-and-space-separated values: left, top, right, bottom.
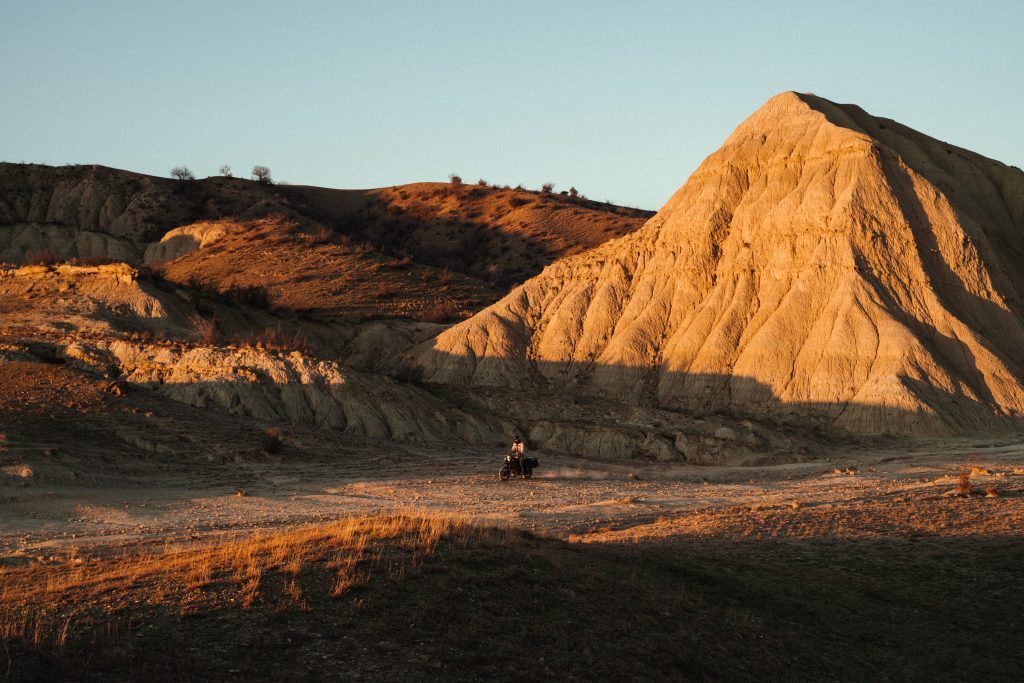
416, 92, 1024, 437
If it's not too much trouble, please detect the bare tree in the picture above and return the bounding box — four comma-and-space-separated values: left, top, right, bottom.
170, 166, 195, 181
219, 165, 233, 177
252, 165, 273, 184
568, 186, 578, 198
541, 182, 555, 194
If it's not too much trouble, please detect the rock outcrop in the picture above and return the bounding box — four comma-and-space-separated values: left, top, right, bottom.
0, 164, 196, 244
416, 92, 1024, 435
143, 221, 229, 264
58, 338, 511, 444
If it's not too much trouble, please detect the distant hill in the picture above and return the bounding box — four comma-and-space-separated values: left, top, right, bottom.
0, 163, 651, 320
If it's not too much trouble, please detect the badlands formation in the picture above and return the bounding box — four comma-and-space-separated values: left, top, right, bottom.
419, 92, 1024, 437
2, 92, 1024, 467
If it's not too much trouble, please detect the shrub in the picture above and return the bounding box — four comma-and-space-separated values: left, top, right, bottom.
219, 165, 233, 177
262, 427, 283, 454
189, 313, 220, 345
239, 325, 312, 354
569, 186, 578, 198
423, 300, 458, 323
448, 174, 462, 187
224, 284, 272, 309
372, 283, 396, 299
955, 464, 973, 495
541, 182, 554, 194
477, 179, 487, 186
391, 357, 425, 383
305, 224, 333, 245
384, 255, 413, 268
23, 248, 59, 266
170, 166, 195, 181
439, 268, 454, 285
252, 165, 273, 184
509, 196, 531, 208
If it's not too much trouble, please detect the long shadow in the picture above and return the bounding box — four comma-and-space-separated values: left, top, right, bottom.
3, 529, 1022, 682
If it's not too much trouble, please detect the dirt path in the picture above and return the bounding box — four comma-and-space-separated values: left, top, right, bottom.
4, 438, 1023, 563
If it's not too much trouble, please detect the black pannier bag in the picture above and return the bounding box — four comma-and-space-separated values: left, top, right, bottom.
525, 457, 539, 469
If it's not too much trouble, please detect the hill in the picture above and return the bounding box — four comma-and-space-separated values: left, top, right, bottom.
416, 92, 1024, 436
0, 164, 651, 320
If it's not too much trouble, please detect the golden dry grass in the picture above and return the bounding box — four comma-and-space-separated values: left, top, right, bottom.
0, 512, 474, 651
3, 505, 1023, 681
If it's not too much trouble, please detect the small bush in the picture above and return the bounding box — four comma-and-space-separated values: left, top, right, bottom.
541, 182, 554, 194
252, 165, 273, 184
23, 248, 59, 266
225, 284, 272, 309
476, 179, 487, 186
509, 197, 531, 208
569, 186, 579, 198
423, 300, 458, 323
439, 268, 454, 285
391, 357, 425, 383
372, 283, 396, 299
384, 255, 413, 268
955, 465, 973, 495
189, 313, 220, 345
239, 325, 312, 354
170, 166, 195, 181
448, 174, 463, 187
219, 164, 233, 177
262, 427, 283, 454
305, 224, 333, 245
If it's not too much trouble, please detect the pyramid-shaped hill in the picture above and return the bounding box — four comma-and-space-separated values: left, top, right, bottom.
415, 92, 1024, 435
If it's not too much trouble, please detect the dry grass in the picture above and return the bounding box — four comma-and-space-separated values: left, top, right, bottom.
23, 248, 59, 266
956, 463, 974, 495
2, 505, 1023, 680
188, 313, 220, 345
235, 325, 312, 354
383, 255, 413, 268
423, 300, 458, 323
0, 513, 469, 652
304, 224, 333, 245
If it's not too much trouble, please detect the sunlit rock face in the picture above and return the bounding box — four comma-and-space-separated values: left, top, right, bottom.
417, 92, 1024, 435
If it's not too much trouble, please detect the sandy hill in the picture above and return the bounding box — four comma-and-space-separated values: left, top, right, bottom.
0, 164, 650, 320
416, 92, 1024, 436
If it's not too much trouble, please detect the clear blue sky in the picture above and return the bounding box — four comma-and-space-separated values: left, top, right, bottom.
2, 1, 1021, 210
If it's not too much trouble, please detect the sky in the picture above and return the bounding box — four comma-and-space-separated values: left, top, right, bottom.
2, 1, 1022, 210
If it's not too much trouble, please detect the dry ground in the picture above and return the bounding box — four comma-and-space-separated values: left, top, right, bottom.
2, 420, 1023, 681
1, 356, 1023, 681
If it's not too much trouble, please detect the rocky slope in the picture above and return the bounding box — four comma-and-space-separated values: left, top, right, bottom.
416, 92, 1024, 435
0, 263, 823, 462
0, 263, 511, 445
